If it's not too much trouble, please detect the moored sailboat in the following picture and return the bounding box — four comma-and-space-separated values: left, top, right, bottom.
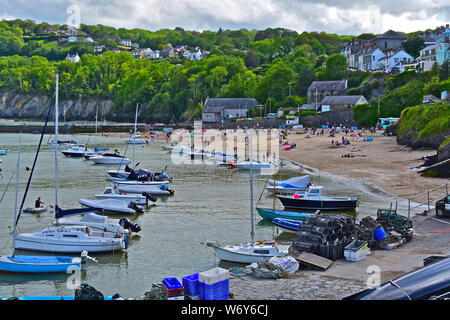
207, 131, 289, 263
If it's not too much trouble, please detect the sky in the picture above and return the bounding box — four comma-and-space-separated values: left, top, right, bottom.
0, 0, 449, 35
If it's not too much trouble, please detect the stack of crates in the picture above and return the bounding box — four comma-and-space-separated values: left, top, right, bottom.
198, 267, 230, 300
344, 240, 370, 262
182, 272, 202, 300
162, 277, 184, 300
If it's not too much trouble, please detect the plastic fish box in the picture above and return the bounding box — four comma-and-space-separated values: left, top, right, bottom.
199, 279, 229, 300
162, 277, 184, 296
199, 267, 229, 285
182, 272, 202, 298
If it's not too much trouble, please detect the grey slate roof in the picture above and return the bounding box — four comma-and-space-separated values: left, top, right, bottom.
307, 80, 347, 92
203, 98, 259, 113
320, 95, 366, 105
371, 30, 409, 41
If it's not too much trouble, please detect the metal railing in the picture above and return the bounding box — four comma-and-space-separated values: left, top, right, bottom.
408, 183, 448, 218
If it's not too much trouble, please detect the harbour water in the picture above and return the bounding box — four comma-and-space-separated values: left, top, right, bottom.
0, 133, 407, 298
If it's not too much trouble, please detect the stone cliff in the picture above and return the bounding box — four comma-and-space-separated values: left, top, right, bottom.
0, 91, 137, 122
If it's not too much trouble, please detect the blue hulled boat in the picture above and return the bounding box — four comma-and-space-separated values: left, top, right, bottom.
272, 218, 302, 233
256, 207, 315, 221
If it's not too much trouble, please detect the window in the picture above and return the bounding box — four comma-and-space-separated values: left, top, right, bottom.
63, 234, 79, 238
384, 41, 388, 49
253, 250, 270, 254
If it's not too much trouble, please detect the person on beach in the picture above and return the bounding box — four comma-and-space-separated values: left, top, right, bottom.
35, 197, 44, 208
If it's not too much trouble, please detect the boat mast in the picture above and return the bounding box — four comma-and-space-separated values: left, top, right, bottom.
249, 130, 254, 244
55, 73, 59, 214
95, 104, 98, 151
133, 103, 138, 165
12, 133, 21, 255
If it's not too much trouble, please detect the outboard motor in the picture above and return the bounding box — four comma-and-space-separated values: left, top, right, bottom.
119, 218, 142, 233
142, 192, 157, 203
160, 183, 175, 195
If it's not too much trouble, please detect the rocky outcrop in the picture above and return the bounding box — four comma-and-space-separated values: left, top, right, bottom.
397, 131, 449, 150
0, 92, 138, 122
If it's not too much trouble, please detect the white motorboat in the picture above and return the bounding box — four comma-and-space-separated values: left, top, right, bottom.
94, 186, 148, 205
14, 225, 126, 253
90, 152, 130, 165
207, 241, 289, 264
113, 179, 170, 187
55, 212, 141, 235
115, 183, 173, 196
47, 139, 83, 150
61, 146, 94, 157
79, 198, 143, 214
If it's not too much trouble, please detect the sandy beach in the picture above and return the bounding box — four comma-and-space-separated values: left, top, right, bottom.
280, 129, 448, 200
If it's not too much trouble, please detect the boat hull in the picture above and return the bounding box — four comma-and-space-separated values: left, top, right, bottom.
23, 206, 47, 214
91, 157, 130, 165
115, 184, 172, 196
256, 208, 313, 222
208, 244, 288, 264
79, 199, 137, 214
272, 218, 301, 234
278, 196, 358, 210
94, 194, 146, 205
13, 235, 125, 253
0, 256, 81, 273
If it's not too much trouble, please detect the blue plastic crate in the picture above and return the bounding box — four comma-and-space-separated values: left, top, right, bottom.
162, 277, 184, 295
182, 272, 202, 297
199, 279, 229, 300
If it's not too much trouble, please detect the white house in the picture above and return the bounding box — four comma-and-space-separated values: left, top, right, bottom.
93, 45, 105, 53
190, 49, 203, 61
66, 53, 80, 63
377, 50, 414, 72
84, 37, 94, 43
67, 36, 78, 42
362, 48, 385, 71
120, 39, 132, 47
416, 44, 438, 72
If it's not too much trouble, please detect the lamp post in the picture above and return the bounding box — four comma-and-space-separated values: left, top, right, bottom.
288, 82, 292, 96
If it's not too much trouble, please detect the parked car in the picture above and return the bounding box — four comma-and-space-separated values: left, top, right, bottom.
435, 195, 450, 217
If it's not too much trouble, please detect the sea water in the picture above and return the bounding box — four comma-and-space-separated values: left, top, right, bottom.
0, 133, 406, 298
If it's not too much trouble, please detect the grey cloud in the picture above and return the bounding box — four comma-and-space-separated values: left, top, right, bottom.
0, 0, 447, 35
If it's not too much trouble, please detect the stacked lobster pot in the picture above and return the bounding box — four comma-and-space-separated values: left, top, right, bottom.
291, 214, 357, 261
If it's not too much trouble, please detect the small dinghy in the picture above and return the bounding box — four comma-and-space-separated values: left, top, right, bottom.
0, 251, 95, 273
23, 206, 48, 214
272, 218, 302, 234
79, 198, 143, 214
207, 241, 289, 264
